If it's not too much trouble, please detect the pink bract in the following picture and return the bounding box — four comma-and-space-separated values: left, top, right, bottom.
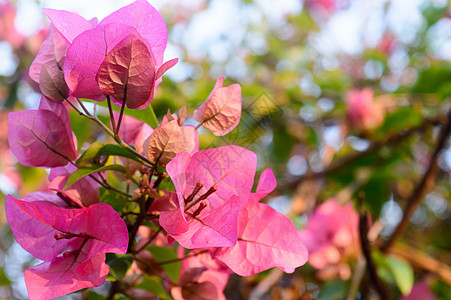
346, 88, 383, 130
194, 76, 242, 136
8, 108, 78, 168
62, 0, 175, 107
25, 253, 109, 300
5, 194, 128, 299
48, 163, 99, 207
210, 169, 308, 276
298, 199, 359, 270
159, 146, 257, 249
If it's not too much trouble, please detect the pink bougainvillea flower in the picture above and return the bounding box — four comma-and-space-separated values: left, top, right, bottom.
298, 199, 359, 272
147, 119, 185, 167
210, 169, 309, 276
159, 146, 257, 249
63, 0, 177, 108
346, 88, 383, 131
146, 114, 198, 167
401, 281, 436, 300
25, 252, 109, 300
29, 9, 96, 102
171, 248, 229, 300
8, 104, 78, 168
5, 192, 128, 300
194, 76, 242, 136
48, 163, 99, 207
114, 112, 153, 154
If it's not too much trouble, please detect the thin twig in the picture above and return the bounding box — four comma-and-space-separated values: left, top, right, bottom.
388, 244, 451, 286
134, 227, 163, 254
107, 96, 117, 134
281, 116, 447, 190
115, 99, 127, 137
359, 211, 390, 300
65, 98, 154, 168
381, 110, 451, 252
155, 250, 209, 266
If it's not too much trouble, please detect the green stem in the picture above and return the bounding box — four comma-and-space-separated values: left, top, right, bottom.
107, 96, 117, 134
115, 99, 127, 137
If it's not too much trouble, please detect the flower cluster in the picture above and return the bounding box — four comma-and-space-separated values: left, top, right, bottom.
298, 199, 360, 280
5, 1, 309, 299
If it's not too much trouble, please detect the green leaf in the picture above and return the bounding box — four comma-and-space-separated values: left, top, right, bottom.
136, 276, 171, 300
318, 280, 346, 300
64, 164, 131, 189
76, 141, 104, 166
378, 107, 422, 136
148, 245, 181, 283
77, 143, 142, 167
85, 291, 104, 300
106, 254, 133, 281
385, 256, 414, 295
373, 251, 414, 295
82, 99, 159, 129
99, 187, 127, 212
0, 267, 11, 286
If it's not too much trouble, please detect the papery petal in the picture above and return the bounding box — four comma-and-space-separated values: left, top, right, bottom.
97, 34, 156, 109
212, 202, 308, 276
10, 199, 127, 262
155, 58, 178, 80
64, 23, 140, 100
168, 195, 241, 249
181, 126, 199, 155
8, 109, 78, 168
98, 0, 167, 66
249, 168, 277, 202
147, 120, 184, 167
48, 163, 99, 207
193, 76, 223, 123
24, 253, 108, 300
114, 112, 153, 153
196, 84, 241, 136
29, 25, 67, 84
183, 146, 256, 209
38, 95, 73, 139
39, 64, 69, 102
5, 193, 71, 261
159, 207, 189, 237
43, 8, 95, 44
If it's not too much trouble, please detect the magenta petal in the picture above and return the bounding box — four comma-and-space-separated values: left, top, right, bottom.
48, 163, 99, 207
8, 109, 78, 168
96, 33, 156, 109
160, 208, 189, 236
43, 8, 94, 44
29, 25, 67, 84
249, 169, 277, 202
212, 202, 309, 276
5, 194, 71, 261
64, 23, 140, 100
99, 0, 168, 66
185, 146, 257, 209
181, 126, 199, 155
169, 195, 241, 249
38, 95, 73, 142
80, 203, 129, 256
155, 58, 178, 79
9, 198, 127, 263
24, 253, 108, 300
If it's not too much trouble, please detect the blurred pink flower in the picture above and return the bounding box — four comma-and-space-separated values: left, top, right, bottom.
298, 199, 359, 278
346, 88, 384, 130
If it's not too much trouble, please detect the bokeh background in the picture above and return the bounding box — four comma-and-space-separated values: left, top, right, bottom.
1, 0, 451, 299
